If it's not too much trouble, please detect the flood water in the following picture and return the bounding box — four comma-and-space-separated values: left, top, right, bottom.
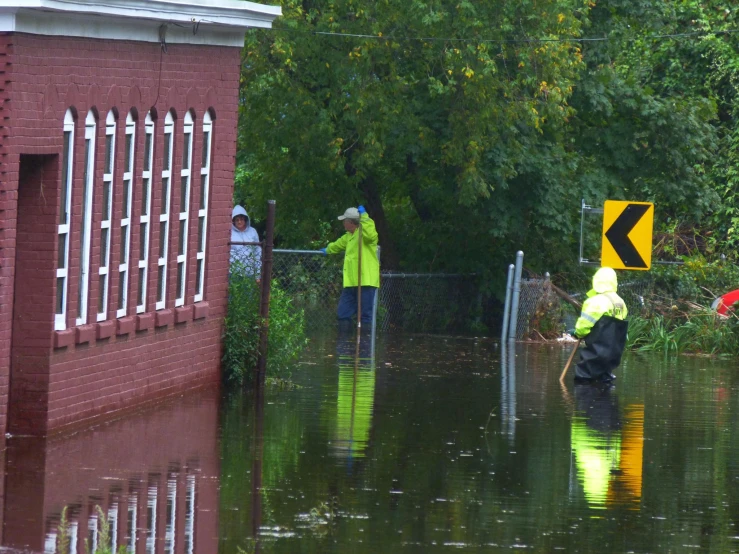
5, 333, 739, 553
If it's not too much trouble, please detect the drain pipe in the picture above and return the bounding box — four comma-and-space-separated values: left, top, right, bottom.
508, 251, 524, 341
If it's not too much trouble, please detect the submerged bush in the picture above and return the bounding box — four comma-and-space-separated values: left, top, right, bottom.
223, 268, 308, 385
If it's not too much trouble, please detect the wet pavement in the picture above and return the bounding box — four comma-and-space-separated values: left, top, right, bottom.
5, 333, 739, 552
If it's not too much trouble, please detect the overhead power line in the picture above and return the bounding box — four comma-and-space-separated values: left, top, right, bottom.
263, 25, 739, 45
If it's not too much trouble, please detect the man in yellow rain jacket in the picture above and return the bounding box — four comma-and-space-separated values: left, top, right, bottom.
321, 206, 380, 326
573, 267, 628, 383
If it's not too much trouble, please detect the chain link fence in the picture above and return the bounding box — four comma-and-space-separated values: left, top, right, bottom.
247, 249, 481, 334
510, 272, 659, 340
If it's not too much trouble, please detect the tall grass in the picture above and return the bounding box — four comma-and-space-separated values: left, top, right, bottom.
627, 311, 739, 356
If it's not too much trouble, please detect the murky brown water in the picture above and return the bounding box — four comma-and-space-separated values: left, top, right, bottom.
4, 333, 739, 553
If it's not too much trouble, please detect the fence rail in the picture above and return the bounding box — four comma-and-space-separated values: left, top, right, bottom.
231, 247, 479, 334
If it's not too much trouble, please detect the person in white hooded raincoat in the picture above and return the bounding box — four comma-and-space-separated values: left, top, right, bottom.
230, 205, 262, 278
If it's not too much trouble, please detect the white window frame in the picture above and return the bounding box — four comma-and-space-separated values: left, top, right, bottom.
76, 110, 96, 326
88, 510, 99, 553
127, 493, 138, 553
97, 110, 116, 322
137, 112, 154, 314
194, 112, 213, 303
165, 475, 177, 554
56, 109, 75, 331
184, 474, 196, 554
117, 112, 136, 318
156, 112, 174, 311
176, 111, 194, 307
108, 503, 119, 553
146, 485, 158, 554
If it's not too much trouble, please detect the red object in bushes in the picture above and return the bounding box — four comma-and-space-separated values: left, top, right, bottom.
711, 289, 739, 316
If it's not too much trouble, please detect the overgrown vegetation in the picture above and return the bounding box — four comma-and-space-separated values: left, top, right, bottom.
223, 267, 308, 385
620, 257, 739, 356
57, 505, 126, 554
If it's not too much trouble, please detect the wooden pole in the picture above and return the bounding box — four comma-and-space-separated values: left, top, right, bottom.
551, 282, 582, 310
256, 200, 276, 384
559, 339, 581, 384
355, 221, 363, 357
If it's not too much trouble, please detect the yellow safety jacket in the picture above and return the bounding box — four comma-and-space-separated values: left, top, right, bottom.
326, 213, 380, 288
575, 268, 628, 339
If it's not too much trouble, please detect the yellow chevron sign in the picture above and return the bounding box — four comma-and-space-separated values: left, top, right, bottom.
601, 201, 654, 270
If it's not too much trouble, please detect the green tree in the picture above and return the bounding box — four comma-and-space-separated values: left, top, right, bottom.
237, 0, 723, 282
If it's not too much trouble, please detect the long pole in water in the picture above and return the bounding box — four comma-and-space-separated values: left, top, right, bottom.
507, 251, 524, 341
559, 339, 581, 383
355, 221, 363, 358
256, 200, 276, 385
501, 263, 515, 343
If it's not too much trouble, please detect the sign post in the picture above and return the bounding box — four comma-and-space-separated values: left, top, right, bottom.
601, 201, 654, 270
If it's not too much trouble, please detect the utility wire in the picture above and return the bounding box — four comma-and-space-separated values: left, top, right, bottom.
260, 25, 739, 45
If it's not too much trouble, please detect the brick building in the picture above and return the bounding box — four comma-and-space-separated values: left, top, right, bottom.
0, 0, 280, 436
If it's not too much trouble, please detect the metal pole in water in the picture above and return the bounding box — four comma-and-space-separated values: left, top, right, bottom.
501, 263, 515, 343
256, 200, 276, 384
355, 222, 363, 359
508, 251, 524, 341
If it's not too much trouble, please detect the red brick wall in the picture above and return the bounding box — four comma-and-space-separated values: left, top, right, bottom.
8, 155, 59, 436
0, 33, 240, 435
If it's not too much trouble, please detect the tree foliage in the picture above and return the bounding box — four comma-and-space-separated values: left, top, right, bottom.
237, 0, 729, 284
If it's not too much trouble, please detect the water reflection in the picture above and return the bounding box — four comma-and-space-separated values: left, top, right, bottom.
333, 332, 376, 462
500, 340, 516, 442
5, 335, 739, 552
1, 388, 220, 553
568, 383, 644, 510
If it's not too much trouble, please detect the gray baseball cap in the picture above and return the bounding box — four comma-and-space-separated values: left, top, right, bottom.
338, 207, 360, 221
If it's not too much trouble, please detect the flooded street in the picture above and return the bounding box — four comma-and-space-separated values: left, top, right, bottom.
6, 333, 739, 553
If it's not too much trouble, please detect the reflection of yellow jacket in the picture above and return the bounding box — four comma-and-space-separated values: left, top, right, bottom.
571, 418, 621, 508
326, 213, 380, 288
571, 404, 644, 509
575, 267, 628, 338
334, 368, 376, 458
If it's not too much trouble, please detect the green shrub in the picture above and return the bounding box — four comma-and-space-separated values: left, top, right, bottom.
223, 268, 308, 385
57, 505, 126, 554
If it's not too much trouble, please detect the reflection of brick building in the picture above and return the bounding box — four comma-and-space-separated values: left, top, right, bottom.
0, 1, 279, 436
2, 387, 221, 552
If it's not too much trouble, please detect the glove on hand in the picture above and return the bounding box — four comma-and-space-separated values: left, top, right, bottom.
320, 247, 327, 255
357, 205, 366, 214
566, 329, 576, 337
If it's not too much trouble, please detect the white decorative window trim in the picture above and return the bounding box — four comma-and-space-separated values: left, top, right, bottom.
175, 111, 193, 307
76, 109, 96, 326
97, 110, 116, 322
137, 112, 154, 314
55, 109, 75, 331
156, 111, 174, 311
117, 111, 135, 318
194, 111, 213, 303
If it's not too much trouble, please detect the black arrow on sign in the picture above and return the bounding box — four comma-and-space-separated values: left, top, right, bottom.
605, 203, 649, 268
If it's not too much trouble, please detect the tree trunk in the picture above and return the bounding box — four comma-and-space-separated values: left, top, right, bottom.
359, 174, 401, 270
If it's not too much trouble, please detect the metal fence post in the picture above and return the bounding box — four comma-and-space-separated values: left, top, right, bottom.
256, 200, 276, 384
508, 251, 524, 341
501, 263, 514, 342
371, 246, 380, 356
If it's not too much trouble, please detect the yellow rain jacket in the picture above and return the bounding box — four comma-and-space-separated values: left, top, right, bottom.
326, 213, 380, 288
574, 267, 628, 339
